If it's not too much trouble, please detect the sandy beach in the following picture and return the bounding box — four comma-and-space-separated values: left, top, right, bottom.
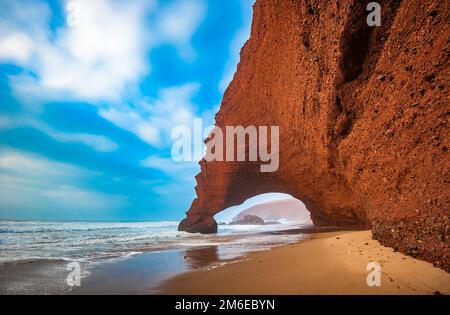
160, 231, 450, 295
2, 228, 449, 295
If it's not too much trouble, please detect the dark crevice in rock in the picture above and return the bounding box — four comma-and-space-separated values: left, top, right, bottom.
338, 1, 375, 83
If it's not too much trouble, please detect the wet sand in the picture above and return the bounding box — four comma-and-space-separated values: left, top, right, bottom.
71, 250, 190, 295
160, 230, 450, 295
0, 226, 308, 294
1, 248, 220, 295
0, 260, 73, 295
2, 229, 449, 294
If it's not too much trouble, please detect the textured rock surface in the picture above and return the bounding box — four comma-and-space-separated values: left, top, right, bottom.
179, 0, 449, 271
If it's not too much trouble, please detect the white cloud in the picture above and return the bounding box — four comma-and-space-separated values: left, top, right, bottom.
0, 116, 12, 128
219, 0, 253, 92
156, 0, 206, 60
157, 0, 205, 43
0, 0, 208, 150
0, 1, 49, 75
42, 185, 125, 211
55, 132, 118, 152
0, 31, 33, 63
33, 120, 118, 152
99, 83, 199, 147
0, 149, 97, 182
0, 116, 118, 152
0, 149, 127, 214
98, 108, 160, 146
145, 83, 199, 129
140, 155, 198, 196
0, 0, 206, 104
1, 0, 154, 103
141, 155, 198, 177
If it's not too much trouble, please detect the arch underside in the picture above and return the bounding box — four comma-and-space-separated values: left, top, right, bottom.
179, 160, 369, 234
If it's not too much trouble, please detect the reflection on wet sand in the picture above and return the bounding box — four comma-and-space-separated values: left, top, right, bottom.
10, 227, 314, 294
183, 246, 219, 270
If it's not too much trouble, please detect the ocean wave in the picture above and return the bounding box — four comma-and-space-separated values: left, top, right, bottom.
0, 221, 179, 233
0, 220, 309, 265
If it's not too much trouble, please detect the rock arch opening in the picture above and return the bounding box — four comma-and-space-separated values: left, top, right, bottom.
214, 193, 312, 227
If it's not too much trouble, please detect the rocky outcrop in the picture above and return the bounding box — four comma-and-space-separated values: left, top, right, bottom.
179, 0, 449, 271
232, 199, 311, 223
230, 214, 265, 225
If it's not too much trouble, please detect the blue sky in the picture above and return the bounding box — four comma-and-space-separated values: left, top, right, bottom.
0, 0, 258, 221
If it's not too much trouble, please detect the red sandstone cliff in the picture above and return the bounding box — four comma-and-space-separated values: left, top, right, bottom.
179, 0, 450, 271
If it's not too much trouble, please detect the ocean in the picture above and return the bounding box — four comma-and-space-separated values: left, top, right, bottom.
0, 220, 311, 294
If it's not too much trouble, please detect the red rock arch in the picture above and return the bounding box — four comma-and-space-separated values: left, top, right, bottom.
178, 0, 449, 271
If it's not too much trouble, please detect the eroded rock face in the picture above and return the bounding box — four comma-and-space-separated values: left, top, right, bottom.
179, 0, 449, 270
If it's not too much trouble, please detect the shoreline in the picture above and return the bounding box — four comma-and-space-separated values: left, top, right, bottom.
159, 230, 450, 295
0, 225, 312, 294
1, 228, 449, 294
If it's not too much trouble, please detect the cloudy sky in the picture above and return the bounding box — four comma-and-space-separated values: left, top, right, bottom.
0, 0, 258, 221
